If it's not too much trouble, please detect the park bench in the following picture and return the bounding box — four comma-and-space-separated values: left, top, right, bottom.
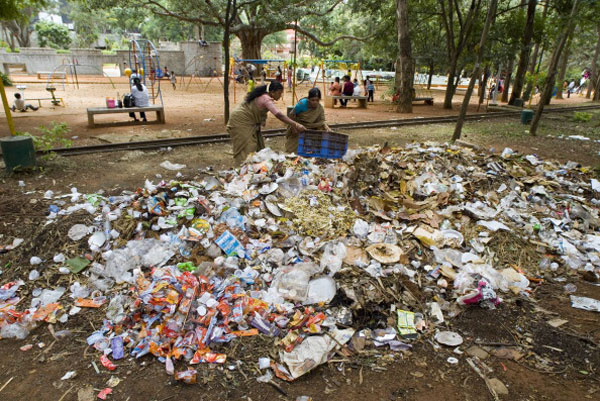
324, 95, 368, 109
414, 97, 434, 105
87, 106, 166, 128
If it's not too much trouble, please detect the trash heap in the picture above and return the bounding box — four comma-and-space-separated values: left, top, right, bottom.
1, 143, 600, 383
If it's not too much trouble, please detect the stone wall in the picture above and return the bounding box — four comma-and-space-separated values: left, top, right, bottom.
0, 42, 222, 77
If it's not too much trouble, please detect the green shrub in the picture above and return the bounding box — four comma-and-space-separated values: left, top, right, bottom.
573, 112, 593, 123
1, 71, 12, 86
22, 122, 73, 160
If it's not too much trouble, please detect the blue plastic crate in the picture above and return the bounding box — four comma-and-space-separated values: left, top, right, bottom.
297, 130, 348, 159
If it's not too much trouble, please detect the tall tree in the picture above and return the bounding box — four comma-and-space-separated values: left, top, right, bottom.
438, 0, 483, 109
452, 0, 498, 141
0, 0, 44, 48
90, 0, 369, 61
530, 0, 580, 136
555, 29, 574, 99
395, 0, 414, 113
586, 23, 600, 99
509, 0, 536, 105
223, 0, 237, 124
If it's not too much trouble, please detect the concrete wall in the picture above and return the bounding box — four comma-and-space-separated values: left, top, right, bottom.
0, 42, 222, 77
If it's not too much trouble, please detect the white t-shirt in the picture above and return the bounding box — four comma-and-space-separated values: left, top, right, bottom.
13, 98, 26, 110
131, 85, 150, 107
353, 84, 362, 96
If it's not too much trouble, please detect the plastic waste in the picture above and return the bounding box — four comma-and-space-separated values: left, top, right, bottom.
435, 330, 463, 346
305, 277, 336, 304
280, 328, 355, 379
320, 242, 346, 275
160, 161, 186, 170
68, 224, 89, 241
273, 267, 310, 302
570, 295, 600, 312
30, 256, 42, 265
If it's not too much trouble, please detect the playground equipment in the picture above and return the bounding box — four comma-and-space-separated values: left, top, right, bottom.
182, 55, 223, 91
312, 60, 362, 98
128, 39, 163, 105
45, 60, 117, 91
229, 58, 286, 103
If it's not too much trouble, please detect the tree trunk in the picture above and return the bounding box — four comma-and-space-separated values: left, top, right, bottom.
523, 1, 548, 102
444, 54, 459, 109
501, 57, 514, 103
395, 0, 414, 113
586, 23, 600, 99
237, 30, 264, 61
452, 0, 498, 141
477, 65, 490, 111
531, 0, 579, 136
223, 0, 236, 125
509, 0, 536, 105
594, 75, 600, 101
427, 61, 434, 90
555, 35, 572, 100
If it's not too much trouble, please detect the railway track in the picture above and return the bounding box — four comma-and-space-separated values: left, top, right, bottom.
20, 104, 600, 156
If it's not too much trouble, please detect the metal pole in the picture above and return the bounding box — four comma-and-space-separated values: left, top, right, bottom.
292, 20, 297, 103
0, 78, 16, 136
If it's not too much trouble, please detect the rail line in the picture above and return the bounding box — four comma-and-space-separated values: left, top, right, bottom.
22, 104, 600, 156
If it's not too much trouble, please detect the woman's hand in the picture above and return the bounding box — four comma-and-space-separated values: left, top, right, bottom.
295, 123, 306, 132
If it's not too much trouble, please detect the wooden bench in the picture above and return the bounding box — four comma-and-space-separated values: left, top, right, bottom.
87, 106, 166, 127
414, 97, 434, 105
324, 95, 368, 109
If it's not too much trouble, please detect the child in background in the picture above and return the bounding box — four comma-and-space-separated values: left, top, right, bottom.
11, 93, 38, 112
170, 71, 177, 90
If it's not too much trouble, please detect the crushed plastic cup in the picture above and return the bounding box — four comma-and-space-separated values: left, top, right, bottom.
68, 224, 89, 241
273, 267, 310, 302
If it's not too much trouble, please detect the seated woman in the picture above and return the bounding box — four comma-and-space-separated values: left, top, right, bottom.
130, 77, 149, 122
285, 88, 331, 154
227, 82, 306, 165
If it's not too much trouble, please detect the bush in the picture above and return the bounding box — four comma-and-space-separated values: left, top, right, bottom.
1, 71, 12, 86
573, 112, 593, 123
35, 21, 72, 49
22, 122, 73, 160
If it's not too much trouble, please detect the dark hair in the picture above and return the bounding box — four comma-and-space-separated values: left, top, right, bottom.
14, 93, 21, 99
308, 87, 321, 99
335, 77, 340, 82
246, 82, 283, 103
133, 77, 143, 92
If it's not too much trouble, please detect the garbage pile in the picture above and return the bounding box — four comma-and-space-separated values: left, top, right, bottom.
1, 143, 600, 383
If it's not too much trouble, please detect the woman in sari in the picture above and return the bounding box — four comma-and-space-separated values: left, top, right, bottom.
227, 82, 305, 165
285, 88, 331, 154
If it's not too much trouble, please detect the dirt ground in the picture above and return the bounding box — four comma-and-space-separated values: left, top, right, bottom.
0, 74, 591, 144
1, 79, 599, 401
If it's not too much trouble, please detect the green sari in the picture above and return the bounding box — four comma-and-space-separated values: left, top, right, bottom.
226, 99, 268, 165
285, 102, 327, 154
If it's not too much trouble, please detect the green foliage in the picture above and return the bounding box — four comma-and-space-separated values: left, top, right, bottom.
35, 20, 72, 49
22, 122, 72, 160
573, 112, 593, 123
1, 71, 12, 86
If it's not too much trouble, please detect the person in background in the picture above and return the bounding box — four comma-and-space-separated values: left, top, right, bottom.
366, 76, 375, 102
163, 66, 170, 79
329, 77, 342, 106
247, 63, 257, 79
247, 76, 256, 93
340, 75, 354, 107
287, 66, 293, 88
567, 79, 576, 98
261, 68, 267, 84
129, 69, 141, 86
275, 66, 283, 84
10, 93, 38, 112
170, 71, 177, 90
352, 78, 362, 97
285, 87, 331, 153
130, 77, 149, 122
227, 82, 306, 165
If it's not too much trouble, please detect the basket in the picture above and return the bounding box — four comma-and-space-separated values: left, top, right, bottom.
297, 130, 348, 159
